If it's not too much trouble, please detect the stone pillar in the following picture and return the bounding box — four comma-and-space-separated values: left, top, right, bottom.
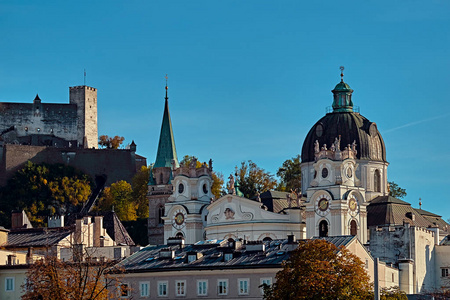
399, 259, 414, 294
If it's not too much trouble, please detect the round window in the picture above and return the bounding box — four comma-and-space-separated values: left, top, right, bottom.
322, 167, 328, 178
178, 183, 184, 194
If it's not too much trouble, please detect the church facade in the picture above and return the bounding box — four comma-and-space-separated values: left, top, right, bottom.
147, 73, 450, 295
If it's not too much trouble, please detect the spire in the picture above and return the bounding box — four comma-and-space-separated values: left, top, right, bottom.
331, 66, 354, 112
154, 76, 179, 169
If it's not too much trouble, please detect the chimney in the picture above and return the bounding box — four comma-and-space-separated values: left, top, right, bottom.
93, 216, 103, 247
287, 234, 296, 244
167, 236, 185, 248
7, 254, 16, 265
26, 247, 34, 264
11, 210, 33, 229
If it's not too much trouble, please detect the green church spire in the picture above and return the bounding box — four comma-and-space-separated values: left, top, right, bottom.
332, 66, 354, 112
154, 78, 179, 169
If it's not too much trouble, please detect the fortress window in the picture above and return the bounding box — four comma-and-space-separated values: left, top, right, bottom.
24, 127, 28, 131
37, 128, 40, 132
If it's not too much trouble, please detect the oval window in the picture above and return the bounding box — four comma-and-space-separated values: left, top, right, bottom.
322, 167, 328, 178
178, 183, 184, 194
202, 184, 208, 194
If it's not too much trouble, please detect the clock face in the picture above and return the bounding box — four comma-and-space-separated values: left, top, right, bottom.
315, 193, 331, 216
348, 197, 358, 216
318, 198, 329, 211
172, 209, 186, 229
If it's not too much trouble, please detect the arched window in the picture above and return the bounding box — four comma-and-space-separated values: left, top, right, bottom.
158, 205, 165, 225
319, 220, 328, 237
263, 237, 273, 242
175, 232, 184, 238
374, 169, 381, 192
159, 172, 164, 185
350, 220, 357, 236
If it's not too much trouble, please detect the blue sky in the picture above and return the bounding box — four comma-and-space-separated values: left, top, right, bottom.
1, 1, 449, 219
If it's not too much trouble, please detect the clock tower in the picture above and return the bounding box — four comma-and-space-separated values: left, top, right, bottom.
163, 157, 213, 245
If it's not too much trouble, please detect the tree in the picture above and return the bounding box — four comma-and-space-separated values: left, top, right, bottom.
180, 155, 225, 199
98, 135, 125, 149
236, 160, 277, 199
379, 287, 408, 300
97, 181, 137, 221
263, 239, 372, 300
277, 155, 301, 192
132, 165, 151, 219
0, 162, 92, 227
22, 253, 123, 300
388, 181, 407, 199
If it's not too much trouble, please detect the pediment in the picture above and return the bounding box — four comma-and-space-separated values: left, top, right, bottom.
207, 194, 289, 225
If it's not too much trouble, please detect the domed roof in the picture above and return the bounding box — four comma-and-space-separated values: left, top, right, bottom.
301, 79, 387, 163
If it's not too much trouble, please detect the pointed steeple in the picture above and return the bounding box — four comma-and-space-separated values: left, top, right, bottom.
154, 79, 179, 169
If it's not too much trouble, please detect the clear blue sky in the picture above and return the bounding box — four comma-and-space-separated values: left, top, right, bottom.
1, 1, 449, 219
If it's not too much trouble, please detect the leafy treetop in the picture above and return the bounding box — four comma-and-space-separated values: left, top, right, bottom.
98, 135, 125, 149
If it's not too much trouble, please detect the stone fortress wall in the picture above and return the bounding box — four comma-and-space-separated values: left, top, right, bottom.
0, 86, 98, 149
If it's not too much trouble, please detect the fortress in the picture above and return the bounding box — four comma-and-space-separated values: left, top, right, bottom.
0, 85, 145, 186
0, 86, 98, 149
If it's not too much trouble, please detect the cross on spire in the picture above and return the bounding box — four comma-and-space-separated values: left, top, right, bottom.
340, 66, 345, 82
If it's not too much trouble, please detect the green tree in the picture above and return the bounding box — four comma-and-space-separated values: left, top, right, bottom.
236, 160, 277, 199
132, 165, 151, 219
388, 181, 407, 199
276, 155, 301, 192
180, 155, 225, 200
98, 181, 137, 221
98, 135, 125, 149
263, 239, 372, 300
0, 162, 92, 227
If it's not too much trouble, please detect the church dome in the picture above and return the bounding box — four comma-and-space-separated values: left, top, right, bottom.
301, 78, 387, 163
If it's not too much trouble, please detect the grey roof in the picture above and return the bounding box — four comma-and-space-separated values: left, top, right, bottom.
115, 236, 360, 274
115, 239, 293, 273
253, 190, 301, 213
367, 196, 449, 232
101, 211, 135, 246
313, 235, 356, 248
6, 228, 72, 248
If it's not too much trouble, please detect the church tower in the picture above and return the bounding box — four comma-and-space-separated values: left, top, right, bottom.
301, 69, 389, 243
147, 81, 179, 245
163, 157, 213, 245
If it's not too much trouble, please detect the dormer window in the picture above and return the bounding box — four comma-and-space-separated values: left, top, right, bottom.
224, 252, 233, 262
188, 255, 197, 263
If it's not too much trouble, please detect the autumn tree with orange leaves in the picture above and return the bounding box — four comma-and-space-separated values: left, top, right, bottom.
22, 254, 123, 300
263, 239, 372, 300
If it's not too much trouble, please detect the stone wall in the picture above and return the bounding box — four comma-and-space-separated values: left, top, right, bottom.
0, 144, 144, 187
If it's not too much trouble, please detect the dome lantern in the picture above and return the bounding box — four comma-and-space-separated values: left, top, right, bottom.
331, 67, 354, 112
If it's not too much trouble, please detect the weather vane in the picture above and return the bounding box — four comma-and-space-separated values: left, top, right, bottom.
165, 74, 168, 89
340, 66, 344, 82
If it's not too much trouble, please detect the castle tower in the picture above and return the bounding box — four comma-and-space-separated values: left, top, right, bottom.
69, 86, 98, 149
147, 82, 179, 245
